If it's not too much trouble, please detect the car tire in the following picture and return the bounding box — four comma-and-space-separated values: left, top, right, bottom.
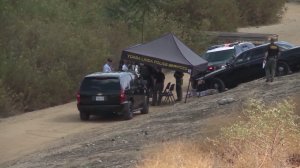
210, 78, 226, 92
276, 61, 290, 76
80, 111, 90, 121
141, 97, 149, 114
123, 101, 133, 120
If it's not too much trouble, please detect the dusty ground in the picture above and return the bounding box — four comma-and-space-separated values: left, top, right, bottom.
1, 2, 300, 168
2, 72, 300, 168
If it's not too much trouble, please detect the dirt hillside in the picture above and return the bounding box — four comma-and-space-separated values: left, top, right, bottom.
1, 2, 300, 168
2, 71, 300, 168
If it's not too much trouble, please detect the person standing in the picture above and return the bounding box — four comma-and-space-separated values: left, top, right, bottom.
139, 64, 154, 94
264, 37, 280, 82
152, 68, 165, 106
174, 71, 184, 101
103, 58, 113, 73
121, 60, 129, 71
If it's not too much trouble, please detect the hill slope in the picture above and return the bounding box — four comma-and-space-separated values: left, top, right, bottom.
1, 2, 300, 168
2, 73, 300, 168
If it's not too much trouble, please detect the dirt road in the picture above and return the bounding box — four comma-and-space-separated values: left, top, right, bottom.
2, 72, 300, 168
239, 2, 300, 45
1, 2, 300, 168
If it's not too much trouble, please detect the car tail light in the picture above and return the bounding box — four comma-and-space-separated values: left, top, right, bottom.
207, 66, 215, 71
120, 89, 126, 103
76, 92, 80, 104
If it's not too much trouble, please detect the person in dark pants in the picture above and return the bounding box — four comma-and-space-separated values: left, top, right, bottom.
139, 64, 153, 91
174, 71, 184, 101
150, 67, 158, 106
264, 37, 280, 82
152, 68, 165, 106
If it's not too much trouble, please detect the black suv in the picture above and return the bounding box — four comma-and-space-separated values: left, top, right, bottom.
77, 72, 149, 121
199, 44, 300, 92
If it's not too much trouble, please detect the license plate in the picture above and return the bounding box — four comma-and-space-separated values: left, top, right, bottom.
95, 96, 104, 101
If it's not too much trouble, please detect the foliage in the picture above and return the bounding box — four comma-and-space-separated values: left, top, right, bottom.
213, 99, 300, 167
0, 0, 287, 116
236, 0, 286, 26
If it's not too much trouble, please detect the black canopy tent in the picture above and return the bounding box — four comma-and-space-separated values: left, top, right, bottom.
121, 33, 207, 74
121, 33, 208, 102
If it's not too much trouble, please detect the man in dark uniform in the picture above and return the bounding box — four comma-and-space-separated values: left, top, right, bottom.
174, 71, 184, 101
152, 68, 165, 106
264, 37, 280, 82
139, 64, 152, 91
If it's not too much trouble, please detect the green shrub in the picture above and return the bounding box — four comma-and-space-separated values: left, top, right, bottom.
0, 81, 19, 117
213, 99, 300, 167
0, 0, 288, 116
236, 0, 286, 26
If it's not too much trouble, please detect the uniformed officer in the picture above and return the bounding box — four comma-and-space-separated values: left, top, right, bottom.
152, 68, 165, 106
174, 71, 184, 101
264, 37, 280, 82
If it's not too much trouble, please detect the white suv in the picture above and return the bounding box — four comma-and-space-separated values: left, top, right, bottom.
202, 42, 255, 73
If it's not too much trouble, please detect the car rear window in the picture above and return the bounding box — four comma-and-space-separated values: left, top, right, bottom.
203, 49, 235, 62
80, 77, 121, 92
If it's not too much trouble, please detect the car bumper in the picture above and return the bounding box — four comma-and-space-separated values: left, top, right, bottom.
77, 103, 127, 114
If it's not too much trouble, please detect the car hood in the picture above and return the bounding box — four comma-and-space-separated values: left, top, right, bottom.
197, 67, 228, 80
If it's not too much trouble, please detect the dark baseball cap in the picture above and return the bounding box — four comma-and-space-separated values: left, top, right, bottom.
107, 58, 112, 62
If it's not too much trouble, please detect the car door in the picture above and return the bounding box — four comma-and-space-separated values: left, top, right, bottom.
229, 50, 254, 84
281, 47, 300, 66
245, 46, 266, 80
231, 46, 266, 84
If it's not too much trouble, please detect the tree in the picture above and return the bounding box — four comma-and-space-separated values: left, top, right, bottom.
105, 0, 161, 42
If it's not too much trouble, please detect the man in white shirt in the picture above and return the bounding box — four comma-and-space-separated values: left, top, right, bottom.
122, 60, 129, 71
103, 58, 113, 73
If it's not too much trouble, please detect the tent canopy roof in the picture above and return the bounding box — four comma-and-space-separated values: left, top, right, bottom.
121, 33, 207, 74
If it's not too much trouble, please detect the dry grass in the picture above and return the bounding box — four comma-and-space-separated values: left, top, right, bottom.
213, 98, 300, 168
136, 141, 213, 168
137, 98, 300, 168
293, 95, 300, 117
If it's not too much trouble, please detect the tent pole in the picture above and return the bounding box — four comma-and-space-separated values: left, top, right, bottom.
184, 74, 192, 103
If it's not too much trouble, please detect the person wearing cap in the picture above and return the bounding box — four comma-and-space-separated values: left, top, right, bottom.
264, 37, 280, 82
103, 58, 113, 73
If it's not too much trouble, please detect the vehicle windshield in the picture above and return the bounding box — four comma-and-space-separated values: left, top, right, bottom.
203, 49, 235, 62
80, 77, 120, 92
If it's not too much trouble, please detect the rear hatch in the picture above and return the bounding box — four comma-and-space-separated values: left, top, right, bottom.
203, 48, 235, 71
79, 77, 121, 105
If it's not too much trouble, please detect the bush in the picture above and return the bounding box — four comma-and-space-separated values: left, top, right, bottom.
0, 0, 287, 116
137, 99, 300, 168
0, 80, 21, 117
213, 99, 300, 167
236, 0, 286, 26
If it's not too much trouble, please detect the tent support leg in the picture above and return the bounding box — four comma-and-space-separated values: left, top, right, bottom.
184, 76, 191, 103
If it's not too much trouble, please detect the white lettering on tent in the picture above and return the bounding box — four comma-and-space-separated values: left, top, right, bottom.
127, 54, 188, 71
